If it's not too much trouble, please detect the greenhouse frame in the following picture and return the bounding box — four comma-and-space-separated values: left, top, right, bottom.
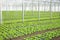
0, 0, 60, 24
0, 0, 60, 40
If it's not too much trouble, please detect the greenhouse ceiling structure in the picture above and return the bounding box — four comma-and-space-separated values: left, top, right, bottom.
0, 0, 60, 24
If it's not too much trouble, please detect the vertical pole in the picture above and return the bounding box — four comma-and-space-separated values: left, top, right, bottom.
0, 3, 2, 24
58, 2, 59, 12
50, 0, 52, 21
53, 2, 56, 18
9, 1, 11, 22
38, 0, 40, 21
32, 0, 34, 17
54, 2, 55, 19
44, 1, 46, 20
6, 0, 8, 23
15, 0, 17, 20
43, 1, 46, 12
58, 2, 60, 18
22, 0, 24, 22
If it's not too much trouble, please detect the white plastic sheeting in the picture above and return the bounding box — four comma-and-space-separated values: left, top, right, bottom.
0, 0, 60, 11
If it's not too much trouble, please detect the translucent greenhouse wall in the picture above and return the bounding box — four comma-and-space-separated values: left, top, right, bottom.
0, 0, 60, 24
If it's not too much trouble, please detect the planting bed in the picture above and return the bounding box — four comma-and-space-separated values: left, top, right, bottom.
0, 11, 60, 40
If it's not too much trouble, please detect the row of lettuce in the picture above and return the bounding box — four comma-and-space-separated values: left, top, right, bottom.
24, 29, 60, 40
0, 19, 60, 40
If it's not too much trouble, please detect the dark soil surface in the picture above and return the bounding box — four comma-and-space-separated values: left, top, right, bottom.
52, 36, 60, 40
8, 27, 60, 40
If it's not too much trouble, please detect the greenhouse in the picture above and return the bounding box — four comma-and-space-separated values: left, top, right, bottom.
0, 0, 60, 40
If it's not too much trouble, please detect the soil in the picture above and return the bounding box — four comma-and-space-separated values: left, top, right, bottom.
8, 27, 60, 40
52, 36, 60, 40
